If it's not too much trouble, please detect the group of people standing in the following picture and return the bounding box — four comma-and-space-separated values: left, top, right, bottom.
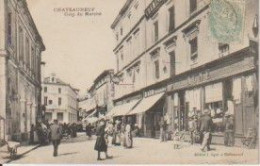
94, 117, 134, 161
187, 109, 236, 151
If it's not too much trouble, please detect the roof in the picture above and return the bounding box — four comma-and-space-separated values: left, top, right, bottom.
93, 69, 114, 84
87, 69, 114, 93
42, 76, 79, 94
111, 0, 134, 29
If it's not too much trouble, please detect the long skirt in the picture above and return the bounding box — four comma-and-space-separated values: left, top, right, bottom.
94, 136, 107, 152
125, 132, 132, 148
120, 132, 126, 147
115, 133, 121, 144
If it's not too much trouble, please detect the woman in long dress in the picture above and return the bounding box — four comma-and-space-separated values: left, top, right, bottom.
94, 120, 112, 160
113, 120, 121, 146
125, 118, 133, 148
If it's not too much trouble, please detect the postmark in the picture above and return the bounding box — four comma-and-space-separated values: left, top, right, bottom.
209, 0, 245, 43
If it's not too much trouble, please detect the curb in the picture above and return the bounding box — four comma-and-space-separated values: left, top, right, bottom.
5, 144, 41, 164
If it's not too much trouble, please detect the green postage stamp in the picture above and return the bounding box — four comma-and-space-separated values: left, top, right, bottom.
209, 0, 245, 43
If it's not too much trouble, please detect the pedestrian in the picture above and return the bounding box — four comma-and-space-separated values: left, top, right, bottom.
105, 120, 114, 146
224, 114, 234, 146
120, 117, 127, 147
94, 119, 112, 160
159, 117, 167, 142
50, 119, 62, 157
86, 123, 92, 139
113, 120, 121, 146
30, 124, 35, 145
200, 109, 214, 152
188, 116, 197, 145
125, 118, 133, 148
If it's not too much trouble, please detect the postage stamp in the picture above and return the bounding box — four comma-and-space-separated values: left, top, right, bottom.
209, 0, 245, 43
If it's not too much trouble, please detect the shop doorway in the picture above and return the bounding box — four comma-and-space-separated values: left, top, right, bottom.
178, 91, 186, 131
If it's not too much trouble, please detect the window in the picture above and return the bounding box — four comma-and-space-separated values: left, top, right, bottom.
44, 87, 47, 93
31, 47, 35, 70
169, 51, 176, 76
168, 6, 175, 32
58, 97, 62, 106
153, 21, 159, 42
44, 97, 48, 105
154, 60, 160, 79
127, 37, 132, 60
57, 112, 63, 122
218, 43, 229, 57
116, 33, 119, 41
133, 29, 140, 56
48, 100, 53, 105
25, 37, 30, 67
45, 112, 52, 122
7, 13, 12, 45
19, 27, 24, 62
120, 50, 124, 61
120, 27, 123, 36
51, 77, 54, 82
58, 88, 62, 94
190, 0, 197, 14
189, 37, 198, 61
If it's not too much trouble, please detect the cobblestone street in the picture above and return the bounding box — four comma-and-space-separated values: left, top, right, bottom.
7, 133, 259, 164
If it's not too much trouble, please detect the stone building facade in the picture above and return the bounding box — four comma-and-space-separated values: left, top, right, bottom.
0, 0, 45, 142
42, 74, 79, 124
110, 0, 258, 143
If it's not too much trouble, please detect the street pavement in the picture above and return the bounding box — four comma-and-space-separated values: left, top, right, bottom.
8, 133, 259, 164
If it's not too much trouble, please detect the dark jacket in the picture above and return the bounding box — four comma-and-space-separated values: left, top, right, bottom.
50, 124, 62, 141
200, 115, 213, 133
94, 124, 107, 152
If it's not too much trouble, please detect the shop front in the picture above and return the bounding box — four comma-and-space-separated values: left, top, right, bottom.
128, 92, 166, 138
167, 47, 258, 146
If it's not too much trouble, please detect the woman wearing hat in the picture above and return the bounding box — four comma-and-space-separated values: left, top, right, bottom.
94, 119, 112, 160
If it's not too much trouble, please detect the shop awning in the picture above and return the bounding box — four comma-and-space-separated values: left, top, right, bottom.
127, 93, 164, 115
107, 99, 140, 117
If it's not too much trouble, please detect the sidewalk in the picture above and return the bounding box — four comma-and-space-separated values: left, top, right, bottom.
0, 143, 40, 164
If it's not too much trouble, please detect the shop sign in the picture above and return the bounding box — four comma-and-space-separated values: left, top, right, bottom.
187, 70, 210, 85
168, 55, 255, 92
145, 86, 166, 97
145, 0, 167, 19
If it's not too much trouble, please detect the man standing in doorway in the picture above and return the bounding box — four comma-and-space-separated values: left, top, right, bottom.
50, 119, 62, 157
200, 109, 213, 152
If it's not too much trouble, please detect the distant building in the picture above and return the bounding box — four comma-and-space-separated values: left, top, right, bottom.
79, 69, 115, 117
42, 74, 79, 124
0, 0, 45, 142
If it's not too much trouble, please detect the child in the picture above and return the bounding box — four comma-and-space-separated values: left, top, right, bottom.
173, 128, 184, 149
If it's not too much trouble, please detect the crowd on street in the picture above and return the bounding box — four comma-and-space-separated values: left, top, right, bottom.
30, 120, 81, 146
26, 108, 257, 160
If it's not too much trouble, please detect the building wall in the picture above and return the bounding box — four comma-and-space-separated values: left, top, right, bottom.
0, 0, 44, 141
42, 78, 78, 124
112, 0, 258, 101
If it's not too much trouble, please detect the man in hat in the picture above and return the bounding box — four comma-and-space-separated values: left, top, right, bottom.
200, 109, 214, 152
224, 113, 234, 146
50, 119, 62, 157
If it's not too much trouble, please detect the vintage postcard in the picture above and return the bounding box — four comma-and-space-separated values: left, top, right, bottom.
0, 0, 259, 165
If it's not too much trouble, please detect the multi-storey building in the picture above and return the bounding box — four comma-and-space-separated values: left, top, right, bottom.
110, 0, 258, 143
0, 0, 45, 142
42, 74, 79, 124
80, 70, 115, 118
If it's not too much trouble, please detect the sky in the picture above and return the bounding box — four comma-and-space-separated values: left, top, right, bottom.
27, 0, 126, 96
